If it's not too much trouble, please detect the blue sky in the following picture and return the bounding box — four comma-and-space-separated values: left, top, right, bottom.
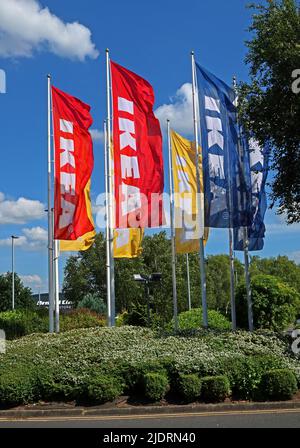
0, 0, 299, 293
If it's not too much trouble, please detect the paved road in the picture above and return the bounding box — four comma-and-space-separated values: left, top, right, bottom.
0, 409, 300, 428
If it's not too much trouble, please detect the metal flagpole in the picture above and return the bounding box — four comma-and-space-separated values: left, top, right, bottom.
106, 49, 116, 327
104, 119, 112, 327
167, 120, 178, 331
224, 98, 236, 331
186, 254, 192, 311
233, 76, 253, 332
47, 74, 54, 333
191, 51, 208, 328
54, 239, 60, 333
228, 227, 236, 330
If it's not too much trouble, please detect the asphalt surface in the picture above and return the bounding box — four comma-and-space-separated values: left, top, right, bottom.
0, 409, 300, 428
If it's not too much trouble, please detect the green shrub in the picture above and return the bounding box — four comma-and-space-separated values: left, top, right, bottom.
143, 372, 170, 402
0, 310, 48, 339
86, 374, 124, 404
201, 376, 230, 403
177, 374, 202, 403
59, 309, 106, 332
0, 367, 40, 406
77, 293, 107, 315
120, 360, 167, 394
257, 369, 298, 401
222, 354, 291, 400
236, 275, 300, 331
0, 327, 299, 408
167, 308, 231, 332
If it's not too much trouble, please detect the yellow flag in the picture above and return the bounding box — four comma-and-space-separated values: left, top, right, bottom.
59, 179, 96, 252
113, 228, 144, 259
171, 130, 208, 254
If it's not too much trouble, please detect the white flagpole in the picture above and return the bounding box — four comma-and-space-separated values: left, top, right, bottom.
233, 76, 253, 332
191, 51, 208, 328
106, 49, 116, 327
47, 74, 54, 333
167, 120, 178, 331
104, 119, 112, 327
54, 239, 60, 333
186, 254, 192, 311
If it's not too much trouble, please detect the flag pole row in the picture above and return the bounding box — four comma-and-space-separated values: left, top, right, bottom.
46, 50, 269, 333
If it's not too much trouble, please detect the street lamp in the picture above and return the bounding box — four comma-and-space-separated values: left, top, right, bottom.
133, 273, 162, 326
11, 235, 19, 310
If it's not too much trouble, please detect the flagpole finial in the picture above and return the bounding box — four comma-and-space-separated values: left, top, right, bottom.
47, 74, 51, 79
167, 118, 170, 123
106, 48, 109, 54
191, 50, 195, 56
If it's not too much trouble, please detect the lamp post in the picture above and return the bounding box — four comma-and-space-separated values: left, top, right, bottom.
11, 235, 19, 310
133, 273, 162, 327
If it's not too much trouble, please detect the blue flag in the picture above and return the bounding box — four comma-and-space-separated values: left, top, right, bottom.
234, 137, 270, 251
196, 64, 252, 228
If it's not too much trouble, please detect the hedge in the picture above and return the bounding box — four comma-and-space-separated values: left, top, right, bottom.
0, 309, 105, 339
0, 327, 298, 407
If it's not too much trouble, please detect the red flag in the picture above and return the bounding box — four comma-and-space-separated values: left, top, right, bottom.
111, 61, 164, 228
52, 86, 95, 240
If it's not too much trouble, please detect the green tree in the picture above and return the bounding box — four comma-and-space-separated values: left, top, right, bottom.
77, 293, 107, 315
236, 274, 300, 330
239, 0, 300, 222
0, 273, 35, 312
63, 232, 249, 326
206, 255, 244, 315
250, 255, 300, 293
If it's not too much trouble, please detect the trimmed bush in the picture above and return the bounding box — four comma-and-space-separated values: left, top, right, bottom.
143, 372, 170, 402
201, 375, 230, 403
257, 369, 298, 401
86, 374, 124, 404
177, 374, 202, 403
222, 354, 288, 400
0, 367, 40, 406
167, 308, 231, 332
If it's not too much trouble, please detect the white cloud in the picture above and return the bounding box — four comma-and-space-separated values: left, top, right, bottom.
266, 222, 300, 235
289, 252, 300, 264
155, 83, 194, 135
20, 274, 43, 287
0, 192, 45, 224
90, 129, 104, 143
0, 226, 47, 251
0, 0, 98, 60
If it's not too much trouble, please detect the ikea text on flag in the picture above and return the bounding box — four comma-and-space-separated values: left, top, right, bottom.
111, 61, 164, 229
234, 137, 270, 251
195, 64, 252, 229
52, 87, 95, 240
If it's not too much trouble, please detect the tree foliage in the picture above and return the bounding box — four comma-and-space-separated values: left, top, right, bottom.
236, 274, 300, 330
0, 273, 35, 312
63, 232, 245, 323
239, 0, 300, 222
